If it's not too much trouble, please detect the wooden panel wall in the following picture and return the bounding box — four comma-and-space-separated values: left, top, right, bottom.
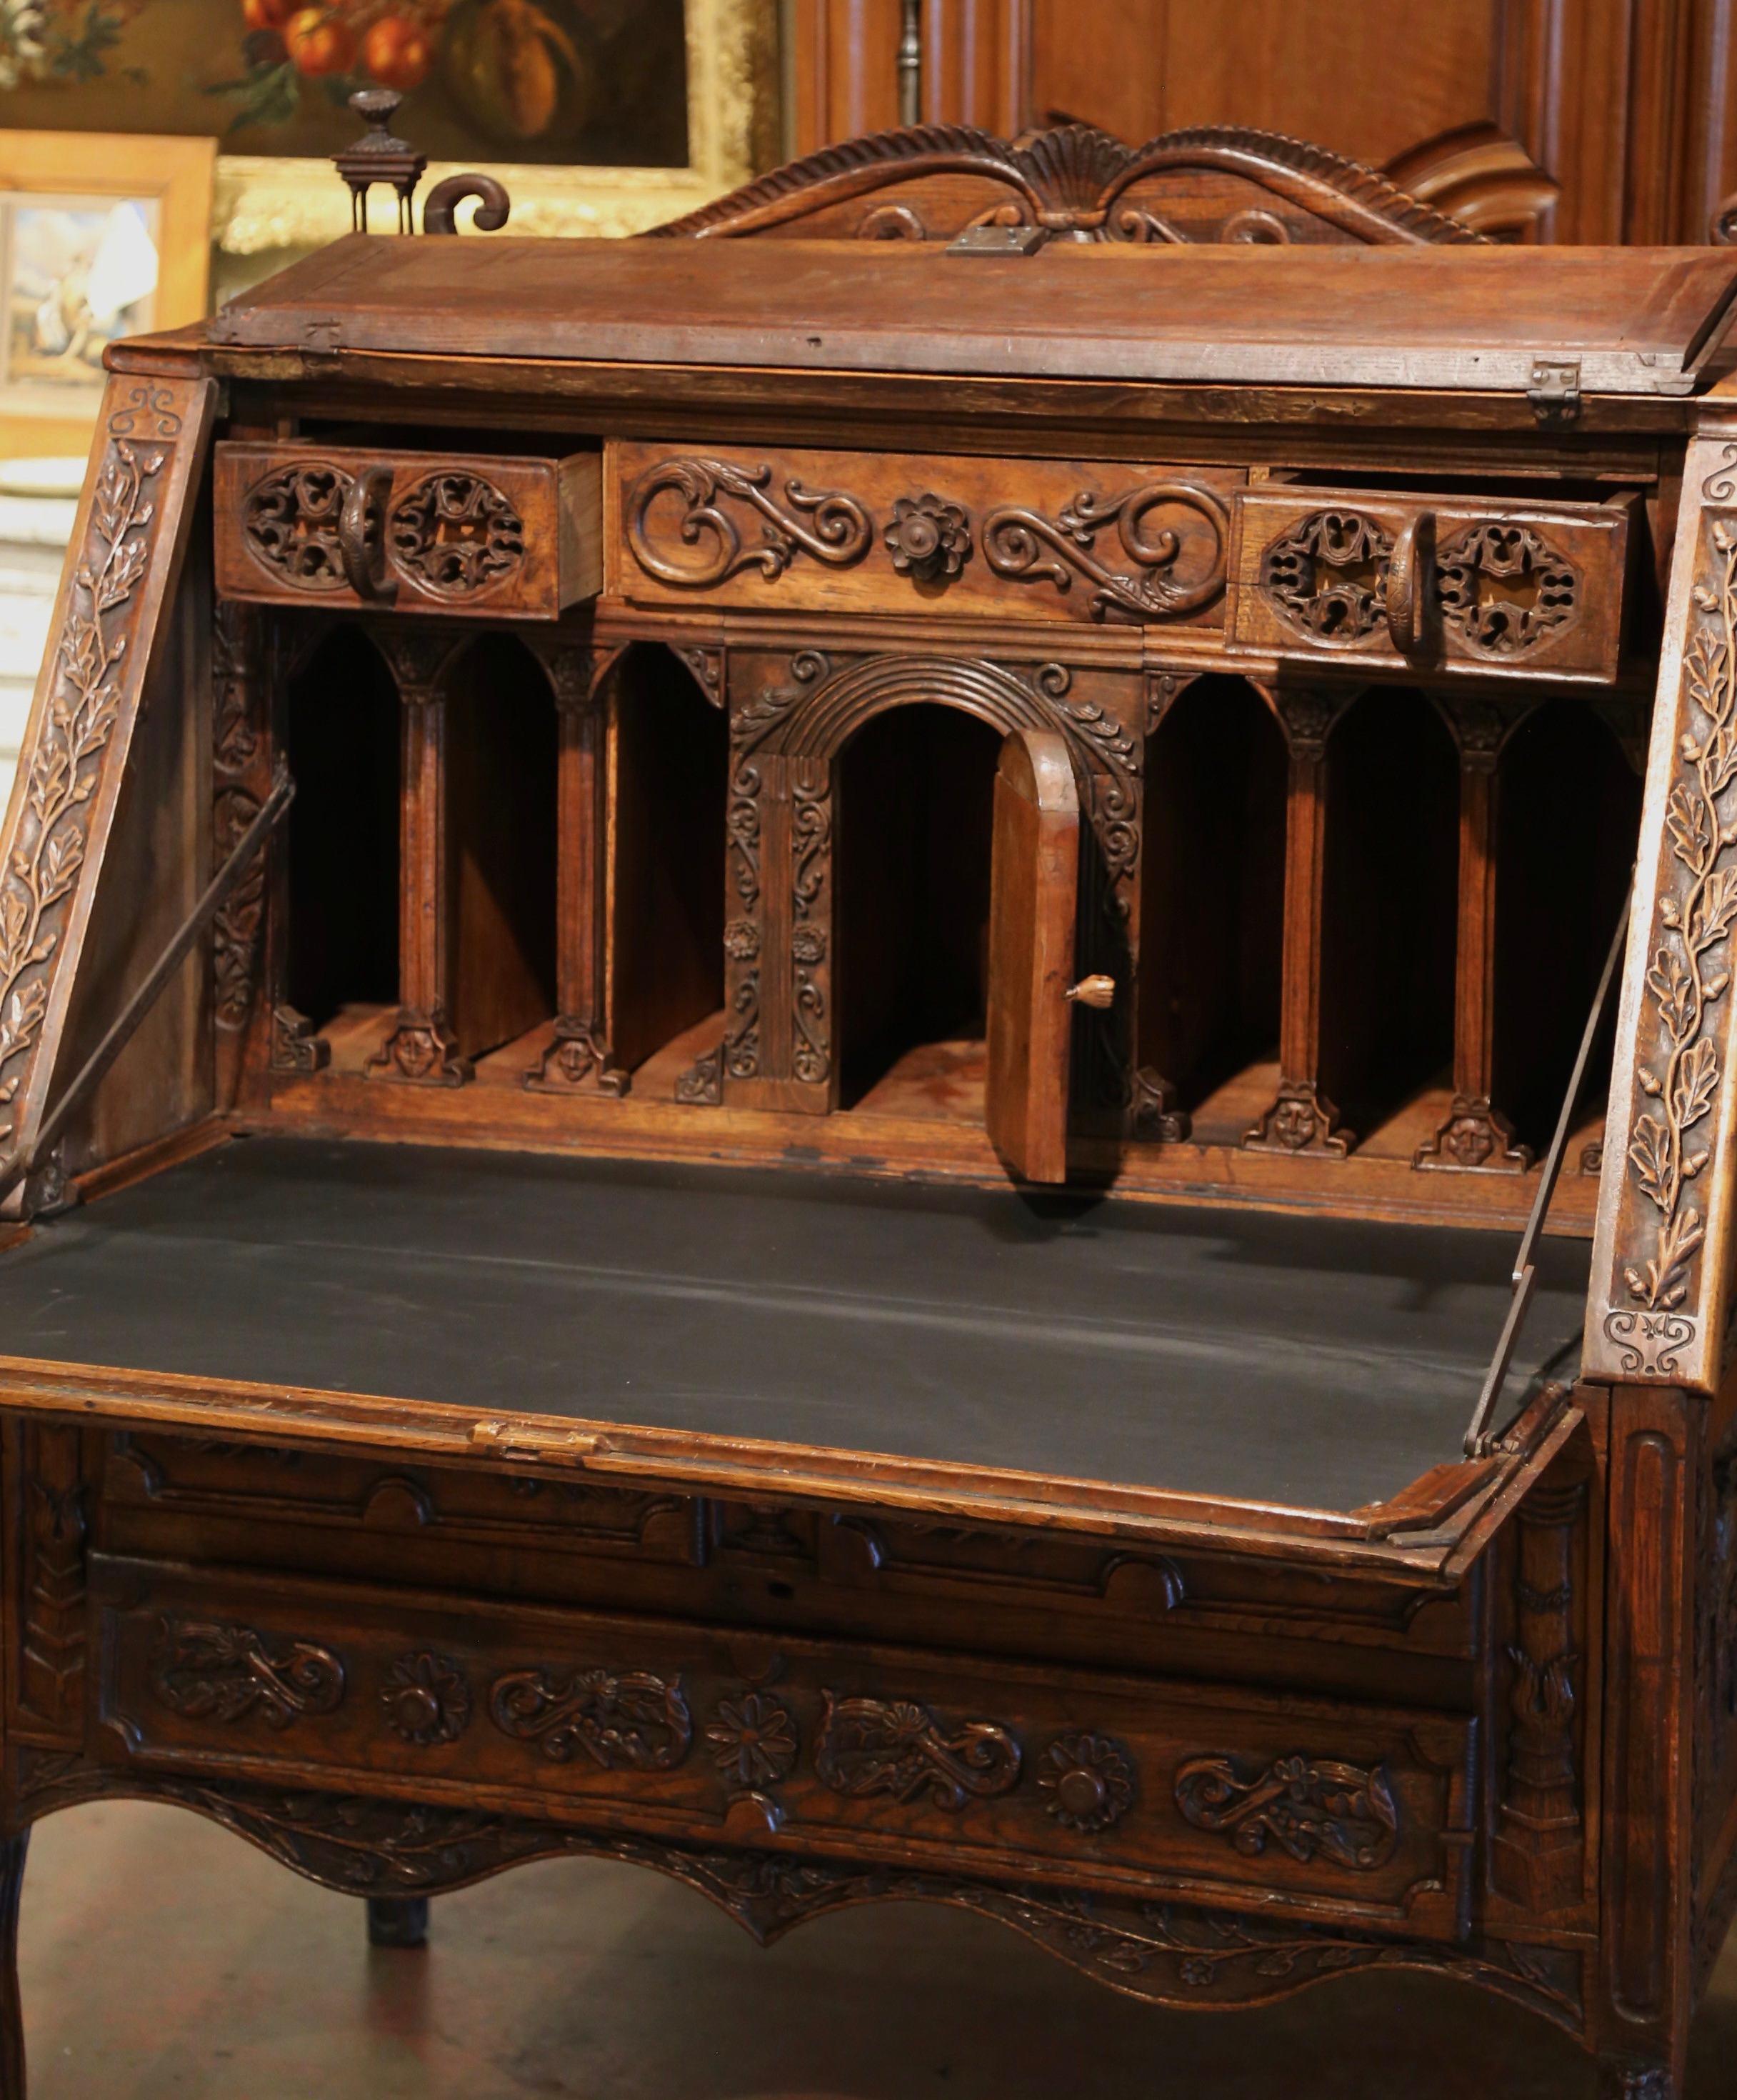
788, 0, 1737, 245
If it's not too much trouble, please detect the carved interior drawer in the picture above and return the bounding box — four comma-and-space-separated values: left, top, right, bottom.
609, 439, 1242, 628
1226, 486, 1633, 681
91, 1554, 1475, 1938
214, 441, 603, 618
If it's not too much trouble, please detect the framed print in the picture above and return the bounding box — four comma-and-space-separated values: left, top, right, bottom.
0, 132, 215, 456
0, 0, 778, 253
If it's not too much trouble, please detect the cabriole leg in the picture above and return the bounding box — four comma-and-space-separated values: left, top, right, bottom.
366, 1895, 429, 1949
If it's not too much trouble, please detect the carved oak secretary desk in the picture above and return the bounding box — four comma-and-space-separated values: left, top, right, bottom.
0, 119, 1734, 2097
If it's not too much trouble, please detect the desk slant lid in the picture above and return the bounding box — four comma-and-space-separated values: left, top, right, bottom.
206, 235, 1737, 396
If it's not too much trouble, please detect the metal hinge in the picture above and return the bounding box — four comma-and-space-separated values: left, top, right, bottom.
946, 224, 1051, 257
1528, 358, 1582, 426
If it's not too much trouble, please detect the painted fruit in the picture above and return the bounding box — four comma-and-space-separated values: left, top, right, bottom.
241, 0, 295, 29
441, 0, 598, 146
363, 14, 431, 88
284, 7, 355, 74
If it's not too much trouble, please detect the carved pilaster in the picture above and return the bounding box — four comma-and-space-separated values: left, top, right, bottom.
12, 1423, 86, 1742
1493, 1479, 1587, 1909
1245, 689, 1351, 1156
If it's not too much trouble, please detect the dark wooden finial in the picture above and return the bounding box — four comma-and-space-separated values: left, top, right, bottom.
332, 87, 427, 236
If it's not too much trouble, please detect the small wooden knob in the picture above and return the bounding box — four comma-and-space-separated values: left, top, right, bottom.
1066, 974, 1116, 1010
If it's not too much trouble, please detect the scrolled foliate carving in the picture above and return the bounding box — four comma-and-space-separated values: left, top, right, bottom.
814, 1691, 1021, 1810
1037, 1732, 1136, 1834
1611, 516, 1737, 1358
389, 471, 525, 599
627, 457, 872, 589
1260, 509, 1393, 644
212, 786, 266, 1031
1436, 521, 1578, 658
381, 1652, 471, 1748
1173, 1753, 1399, 1870
0, 434, 167, 1149
151, 1617, 346, 1729
489, 1665, 692, 1769
884, 494, 972, 581
983, 481, 1229, 621
241, 462, 353, 591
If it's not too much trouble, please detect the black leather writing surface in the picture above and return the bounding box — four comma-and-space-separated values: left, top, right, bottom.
0, 1137, 1590, 1513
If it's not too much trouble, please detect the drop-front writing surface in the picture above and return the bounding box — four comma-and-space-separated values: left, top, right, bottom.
0, 121, 1729, 2100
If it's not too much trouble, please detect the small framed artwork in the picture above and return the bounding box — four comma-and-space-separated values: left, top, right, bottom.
0, 0, 777, 255
0, 132, 216, 458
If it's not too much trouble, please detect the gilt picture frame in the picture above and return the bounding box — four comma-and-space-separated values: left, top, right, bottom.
0, 131, 215, 457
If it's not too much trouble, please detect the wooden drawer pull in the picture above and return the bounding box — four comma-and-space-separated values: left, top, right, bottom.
1384, 511, 1436, 655
338, 462, 398, 603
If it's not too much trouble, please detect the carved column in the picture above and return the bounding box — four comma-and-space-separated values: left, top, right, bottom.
1246, 688, 1350, 1155
526, 639, 628, 1096
1418, 696, 1530, 1171
1593, 1389, 1701, 2100
366, 628, 469, 1086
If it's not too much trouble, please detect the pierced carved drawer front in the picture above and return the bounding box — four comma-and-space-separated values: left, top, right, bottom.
214, 443, 602, 619
92, 1556, 1474, 1938
1226, 488, 1631, 681
609, 440, 1241, 628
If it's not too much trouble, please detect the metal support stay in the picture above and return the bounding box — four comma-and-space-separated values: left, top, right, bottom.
1463, 874, 1633, 1457
0, 763, 294, 1212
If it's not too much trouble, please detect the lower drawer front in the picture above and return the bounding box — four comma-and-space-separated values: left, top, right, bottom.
91, 1556, 1473, 1939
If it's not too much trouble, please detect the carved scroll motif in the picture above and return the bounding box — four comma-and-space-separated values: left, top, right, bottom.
982, 481, 1229, 621
151, 1618, 346, 1729
389, 471, 525, 599
1173, 1753, 1400, 1870
1604, 515, 1737, 1376
241, 463, 353, 590
814, 1691, 1021, 1810
626, 458, 873, 588
489, 1666, 692, 1769
0, 425, 171, 1152
1437, 522, 1579, 658
1259, 509, 1393, 643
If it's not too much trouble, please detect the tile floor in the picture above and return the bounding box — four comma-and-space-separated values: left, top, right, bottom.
14, 1799, 1736, 2096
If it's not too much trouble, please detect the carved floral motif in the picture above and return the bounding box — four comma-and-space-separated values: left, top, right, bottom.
241, 463, 352, 590
983, 481, 1228, 621
1037, 1732, 1136, 1834
381, 1652, 471, 1748
814, 1691, 1021, 1810
627, 459, 873, 588
0, 432, 167, 1149
1260, 509, 1393, 644
389, 471, 525, 598
151, 1617, 346, 1729
1173, 1753, 1399, 1870
1436, 521, 1578, 658
489, 1666, 692, 1769
705, 1693, 799, 1795
1608, 514, 1737, 1371
884, 494, 973, 581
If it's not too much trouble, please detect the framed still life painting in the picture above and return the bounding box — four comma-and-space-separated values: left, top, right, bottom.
0, 131, 215, 457
0, 0, 779, 254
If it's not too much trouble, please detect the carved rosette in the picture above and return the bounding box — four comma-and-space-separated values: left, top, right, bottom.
1037, 1731, 1136, 1834
1437, 522, 1578, 658
1603, 512, 1737, 1379
983, 481, 1228, 621
884, 494, 973, 581
241, 463, 353, 590
151, 1617, 346, 1729
489, 1666, 692, 1769
705, 1692, 799, 1796
389, 471, 525, 599
381, 1652, 471, 1748
1260, 509, 1393, 644
627, 458, 872, 588
1173, 1753, 1399, 1870
814, 1691, 1021, 1810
